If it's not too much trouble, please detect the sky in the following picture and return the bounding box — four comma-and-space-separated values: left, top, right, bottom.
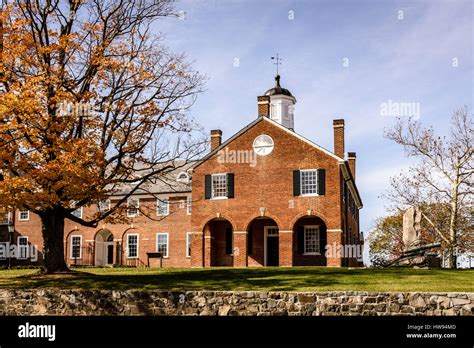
154, 0, 473, 265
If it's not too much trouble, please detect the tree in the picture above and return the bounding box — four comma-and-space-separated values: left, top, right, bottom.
384, 107, 473, 268
0, 0, 206, 273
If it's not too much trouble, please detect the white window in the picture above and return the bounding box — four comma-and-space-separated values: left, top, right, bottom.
98, 200, 110, 212
211, 174, 227, 198
187, 197, 192, 215
71, 206, 83, 219
301, 170, 318, 195
70, 235, 82, 259
157, 198, 169, 216
17, 236, 28, 259
304, 226, 320, 254
156, 233, 169, 257
19, 210, 29, 221
1, 211, 11, 225
127, 198, 139, 217
186, 232, 192, 257
127, 234, 138, 258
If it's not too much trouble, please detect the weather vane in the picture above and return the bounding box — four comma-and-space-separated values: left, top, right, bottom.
271, 53, 282, 75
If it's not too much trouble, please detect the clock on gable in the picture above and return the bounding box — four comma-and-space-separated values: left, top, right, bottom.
252, 134, 274, 156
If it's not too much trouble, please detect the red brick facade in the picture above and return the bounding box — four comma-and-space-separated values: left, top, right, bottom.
0, 86, 363, 268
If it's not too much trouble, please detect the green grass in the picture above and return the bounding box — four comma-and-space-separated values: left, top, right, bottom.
0, 267, 473, 292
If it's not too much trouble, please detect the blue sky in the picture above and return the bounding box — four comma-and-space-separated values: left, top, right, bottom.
156, 0, 473, 264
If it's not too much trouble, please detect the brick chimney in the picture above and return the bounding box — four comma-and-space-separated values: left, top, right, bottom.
333, 119, 345, 158
257, 95, 270, 117
210, 129, 222, 151
347, 152, 356, 180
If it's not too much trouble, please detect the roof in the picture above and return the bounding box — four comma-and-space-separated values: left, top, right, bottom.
264, 75, 293, 97
110, 160, 195, 196
193, 116, 343, 170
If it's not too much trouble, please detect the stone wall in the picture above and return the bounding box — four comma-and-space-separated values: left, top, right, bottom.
0, 290, 472, 316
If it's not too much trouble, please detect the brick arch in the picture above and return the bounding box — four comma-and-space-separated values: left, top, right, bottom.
289, 211, 331, 229
198, 214, 236, 233
244, 213, 282, 232
93, 228, 113, 242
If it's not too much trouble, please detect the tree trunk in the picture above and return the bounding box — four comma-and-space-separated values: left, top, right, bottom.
445, 247, 457, 269
40, 207, 69, 274
446, 175, 460, 269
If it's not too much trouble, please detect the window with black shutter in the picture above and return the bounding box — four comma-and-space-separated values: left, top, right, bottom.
204, 175, 212, 199
317, 169, 326, 195
293, 170, 300, 196
227, 173, 234, 198
225, 228, 233, 254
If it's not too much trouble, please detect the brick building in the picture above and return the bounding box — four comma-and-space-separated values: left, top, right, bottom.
0, 75, 363, 268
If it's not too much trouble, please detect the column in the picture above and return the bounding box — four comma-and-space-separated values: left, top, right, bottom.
190, 232, 204, 268
279, 230, 294, 267
326, 229, 343, 266
233, 231, 248, 267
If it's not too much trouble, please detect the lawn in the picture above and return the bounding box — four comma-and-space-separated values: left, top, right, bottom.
0, 267, 473, 292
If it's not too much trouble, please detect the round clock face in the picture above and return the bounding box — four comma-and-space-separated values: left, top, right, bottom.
253, 134, 274, 156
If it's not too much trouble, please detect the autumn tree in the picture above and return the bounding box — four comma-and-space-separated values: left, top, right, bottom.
0, 0, 206, 273
384, 108, 473, 268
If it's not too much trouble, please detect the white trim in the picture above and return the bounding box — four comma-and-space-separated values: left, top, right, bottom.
264, 226, 279, 267
262, 117, 343, 160
18, 210, 30, 221
127, 198, 140, 217
70, 235, 82, 260
126, 233, 139, 259
339, 161, 363, 208
17, 236, 28, 260
157, 197, 169, 216
156, 232, 169, 258
186, 232, 192, 258
303, 225, 321, 255
187, 196, 192, 215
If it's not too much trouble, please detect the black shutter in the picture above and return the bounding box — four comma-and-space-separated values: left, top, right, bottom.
227, 173, 234, 198
225, 228, 233, 254
319, 225, 327, 255
297, 225, 304, 254
248, 228, 253, 255
205, 175, 212, 199
317, 169, 326, 195
293, 170, 300, 196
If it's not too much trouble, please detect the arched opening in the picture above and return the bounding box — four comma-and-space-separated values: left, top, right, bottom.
247, 217, 279, 267
203, 218, 233, 267
94, 229, 114, 266
293, 216, 327, 266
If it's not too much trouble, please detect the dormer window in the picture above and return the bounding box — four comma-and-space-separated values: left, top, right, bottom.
177, 172, 189, 182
